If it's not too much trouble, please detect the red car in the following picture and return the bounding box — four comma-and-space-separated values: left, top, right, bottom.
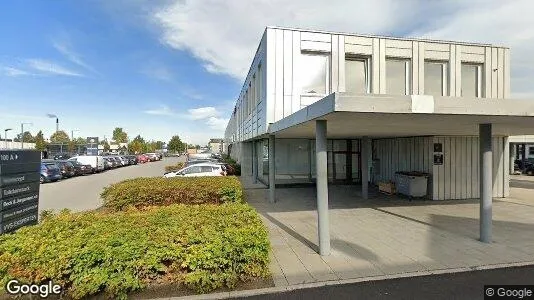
137, 154, 149, 163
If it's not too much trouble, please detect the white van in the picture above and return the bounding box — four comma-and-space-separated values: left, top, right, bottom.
70, 155, 105, 173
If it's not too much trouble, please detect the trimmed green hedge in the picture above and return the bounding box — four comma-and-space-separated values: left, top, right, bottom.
164, 162, 185, 173
0, 204, 270, 299
101, 176, 244, 211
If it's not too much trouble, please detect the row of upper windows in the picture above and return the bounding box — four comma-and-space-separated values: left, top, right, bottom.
235, 64, 263, 119
301, 53, 484, 98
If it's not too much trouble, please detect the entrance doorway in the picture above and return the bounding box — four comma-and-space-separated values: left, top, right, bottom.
329, 140, 361, 184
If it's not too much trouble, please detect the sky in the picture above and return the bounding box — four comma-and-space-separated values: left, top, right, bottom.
1, 0, 533, 145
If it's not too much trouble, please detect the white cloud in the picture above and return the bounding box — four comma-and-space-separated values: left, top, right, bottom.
26, 59, 83, 77
151, 0, 436, 80
206, 116, 229, 130
149, 0, 534, 98
144, 105, 177, 116
3, 67, 31, 77
53, 41, 96, 73
187, 106, 218, 120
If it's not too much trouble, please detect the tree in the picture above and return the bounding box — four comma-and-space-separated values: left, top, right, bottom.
132, 135, 145, 144
154, 141, 164, 150
49, 130, 70, 143
128, 139, 144, 154
14, 131, 35, 143
67, 140, 77, 152
75, 137, 86, 145
167, 135, 185, 153
100, 140, 110, 152
112, 127, 128, 143
34, 131, 47, 151
195, 145, 200, 150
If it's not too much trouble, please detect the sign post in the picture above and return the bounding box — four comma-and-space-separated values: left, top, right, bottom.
0, 150, 40, 234
86, 137, 99, 156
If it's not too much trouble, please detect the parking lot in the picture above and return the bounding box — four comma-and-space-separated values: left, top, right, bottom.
38, 156, 184, 213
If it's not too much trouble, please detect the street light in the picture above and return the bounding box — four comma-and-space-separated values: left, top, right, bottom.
4, 128, 13, 149
20, 122, 33, 149
46, 113, 59, 133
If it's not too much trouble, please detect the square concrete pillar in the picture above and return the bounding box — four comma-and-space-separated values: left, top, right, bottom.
315, 120, 330, 256
479, 124, 492, 243
252, 141, 258, 183
268, 135, 276, 203
361, 137, 370, 199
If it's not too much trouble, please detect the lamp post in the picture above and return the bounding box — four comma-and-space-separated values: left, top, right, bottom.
46, 113, 59, 133
4, 128, 13, 149
20, 122, 33, 149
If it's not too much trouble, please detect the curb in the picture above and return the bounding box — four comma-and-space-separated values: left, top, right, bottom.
165, 260, 534, 299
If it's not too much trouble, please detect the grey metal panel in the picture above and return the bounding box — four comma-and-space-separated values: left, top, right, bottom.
455, 137, 463, 199
504, 48, 511, 98
418, 42, 425, 95
292, 31, 301, 114
503, 136, 510, 197
497, 48, 505, 99
301, 41, 331, 52
455, 45, 462, 97
338, 35, 346, 92
450, 44, 456, 97
451, 136, 457, 199
301, 31, 331, 42
283, 30, 293, 118
275, 29, 285, 122
485, 47, 492, 99
491, 48, 499, 98
379, 39, 386, 93
444, 137, 451, 200
372, 38, 380, 94
466, 137, 473, 198
266, 28, 276, 124
472, 136, 479, 198
331, 35, 339, 93
412, 41, 419, 94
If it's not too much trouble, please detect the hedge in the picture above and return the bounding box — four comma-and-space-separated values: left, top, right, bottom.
101, 176, 244, 211
164, 162, 185, 173
0, 204, 270, 299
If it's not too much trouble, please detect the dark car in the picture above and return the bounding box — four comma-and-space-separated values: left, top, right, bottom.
70, 160, 92, 176
54, 153, 74, 160
514, 159, 533, 172
45, 160, 75, 178
525, 163, 534, 176
126, 155, 138, 165
112, 156, 122, 167
40, 162, 62, 183
103, 157, 115, 169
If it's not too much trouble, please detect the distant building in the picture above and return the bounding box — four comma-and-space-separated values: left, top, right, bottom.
208, 138, 224, 154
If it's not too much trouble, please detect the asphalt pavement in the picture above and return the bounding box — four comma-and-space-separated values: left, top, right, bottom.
240, 266, 534, 300
38, 156, 184, 213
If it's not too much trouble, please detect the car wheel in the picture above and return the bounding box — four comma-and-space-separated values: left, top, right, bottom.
40, 175, 45, 184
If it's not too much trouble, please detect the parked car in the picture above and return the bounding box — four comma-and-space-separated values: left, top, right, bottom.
163, 163, 226, 178
45, 160, 75, 178
145, 153, 158, 161
525, 163, 534, 176
70, 160, 92, 176
53, 152, 74, 160
112, 156, 123, 167
183, 159, 219, 168
118, 156, 129, 166
103, 157, 116, 169
137, 154, 149, 163
69, 155, 105, 173
124, 155, 137, 165
40, 162, 62, 183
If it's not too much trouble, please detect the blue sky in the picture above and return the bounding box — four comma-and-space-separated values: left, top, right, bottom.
0, 0, 240, 145
1, 0, 533, 145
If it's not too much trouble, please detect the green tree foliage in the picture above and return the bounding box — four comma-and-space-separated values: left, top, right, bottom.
13, 131, 35, 143
49, 130, 70, 143
127, 139, 144, 154
75, 137, 86, 145
34, 131, 47, 151
112, 127, 128, 143
167, 135, 185, 153
100, 140, 111, 152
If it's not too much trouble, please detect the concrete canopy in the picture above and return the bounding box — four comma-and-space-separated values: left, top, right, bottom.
269, 93, 534, 138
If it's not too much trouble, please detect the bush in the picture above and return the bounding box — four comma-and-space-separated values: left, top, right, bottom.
222, 156, 241, 176
164, 162, 185, 173
0, 204, 270, 299
101, 176, 244, 211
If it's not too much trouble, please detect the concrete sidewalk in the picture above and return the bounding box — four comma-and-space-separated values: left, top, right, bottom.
240, 176, 534, 288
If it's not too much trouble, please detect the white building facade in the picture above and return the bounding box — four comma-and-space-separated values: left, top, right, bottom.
225, 27, 533, 201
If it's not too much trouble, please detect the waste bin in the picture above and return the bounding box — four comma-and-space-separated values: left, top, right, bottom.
395, 171, 430, 198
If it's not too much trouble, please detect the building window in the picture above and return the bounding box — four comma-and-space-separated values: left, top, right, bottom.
345, 57, 370, 94
300, 52, 329, 95
529, 147, 534, 156
461, 63, 483, 98
386, 58, 411, 95
425, 61, 449, 96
